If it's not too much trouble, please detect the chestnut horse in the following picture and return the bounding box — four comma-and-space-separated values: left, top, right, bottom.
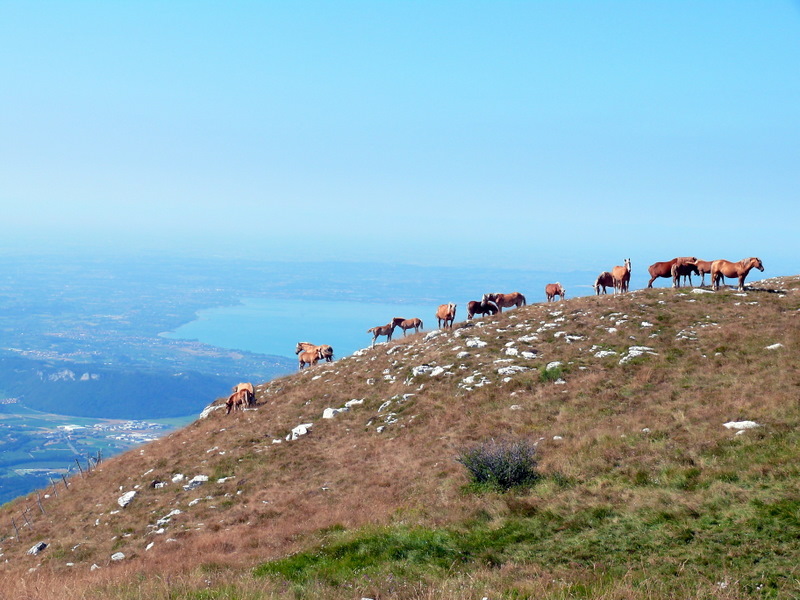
647, 257, 697, 288
612, 258, 631, 294
225, 388, 250, 414
296, 341, 334, 362
367, 323, 396, 346
436, 303, 457, 328
545, 283, 565, 302
467, 300, 498, 319
593, 271, 614, 295
711, 257, 764, 291
391, 317, 423, 336
231, 382, 255, 407
481, 292, 526, 312
297, 348, 322, 369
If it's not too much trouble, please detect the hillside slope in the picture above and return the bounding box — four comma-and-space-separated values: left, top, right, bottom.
1, 276, 799, 599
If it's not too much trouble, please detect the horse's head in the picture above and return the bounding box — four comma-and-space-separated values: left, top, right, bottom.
753, 257, 764, 271
294, 342, 304, 355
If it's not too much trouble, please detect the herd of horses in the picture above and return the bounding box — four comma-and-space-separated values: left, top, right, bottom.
593, 256, 764, 295
224, 255, 765, 409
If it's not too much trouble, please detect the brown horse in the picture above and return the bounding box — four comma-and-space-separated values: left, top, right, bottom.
467, 300, 498, 319
436, 303, 457, 328
611, 258, 631, 294
391, 317, 423, 336
671, 261, 700, 288
711, 257, 764, 291
647, 257, 697, 288
482, 292, 526, 312
367, 323, 396, 346
545, 283, 565, 302
295, 341, 334, 362
694, 260, 714, 286
231, 382, 255, 407
593, 271, 614, 295
297, 348, 322, 369
225, 388, 250, 414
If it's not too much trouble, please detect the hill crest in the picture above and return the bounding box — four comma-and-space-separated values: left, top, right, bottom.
1, 276, 799, 598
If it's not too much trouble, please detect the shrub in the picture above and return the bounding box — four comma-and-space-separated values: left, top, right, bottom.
456, 438, 539, 490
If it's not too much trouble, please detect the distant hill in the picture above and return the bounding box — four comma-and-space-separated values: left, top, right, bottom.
0, 276, 798, 599
0, 356, 236, 419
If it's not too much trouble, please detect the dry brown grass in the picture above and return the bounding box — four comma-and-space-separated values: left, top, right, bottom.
1, 275, 798, 598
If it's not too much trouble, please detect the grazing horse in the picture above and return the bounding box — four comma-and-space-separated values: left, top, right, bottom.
711, 257, 764, 291
295, 342, 334, 362
694, 260, 714, 286
647, 257, 697, 288
671, 261, 700, 288
593, 271, 614, 295
231, 382, 255, 407
481, 292, 526, 312
226, 388, 250, 414
545, 282, 566, 302
391, 317, 423, 336
436, 303, 457, 328
467, 300, 498, 319
612, 258, 632, 294
367, 323, 396, 346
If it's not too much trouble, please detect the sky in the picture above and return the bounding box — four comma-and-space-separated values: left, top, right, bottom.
2, 1, 799, 275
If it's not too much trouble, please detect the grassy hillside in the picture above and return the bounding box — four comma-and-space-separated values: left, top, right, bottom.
1, 276, 798, 599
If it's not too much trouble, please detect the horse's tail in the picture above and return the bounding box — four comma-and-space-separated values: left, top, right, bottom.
520, 294, 527, 306
419, 319, 424, 330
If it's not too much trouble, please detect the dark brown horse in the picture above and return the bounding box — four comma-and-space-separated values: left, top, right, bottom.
593, 271, 614, 295
481, 292, 526, 312
467, 300, 498, 319
671, 261, 700, 288
711, 257, 764, 291
612, 258, 631, 294
391, 317, 423, 336
647, 257, 697, 288
436, 303, 457, 328
694, 260, 714, 286
367, 323, 396, 346
545, 282, 565, 302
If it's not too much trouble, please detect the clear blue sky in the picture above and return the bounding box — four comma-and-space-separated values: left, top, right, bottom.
2, 1, 798, 275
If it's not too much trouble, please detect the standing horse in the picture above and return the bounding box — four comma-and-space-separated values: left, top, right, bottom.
647, 257, 697, 288
711, 257, 764, 291
391, 317, 423, 336
367, 323, 396, 346
612, 258, 631, 294
545, 283, 566, 302
593, 271, 614, 295
482, 292, 526, 312
298, 348, 322, 369
671, 261, 700, 288
296, 341, 334, 362
436, 303, 457, 328
694, 260, 714, 286
467, 300, 498, 319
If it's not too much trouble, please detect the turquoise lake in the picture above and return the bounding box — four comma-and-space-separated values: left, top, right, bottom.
161, 298, 438, 360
